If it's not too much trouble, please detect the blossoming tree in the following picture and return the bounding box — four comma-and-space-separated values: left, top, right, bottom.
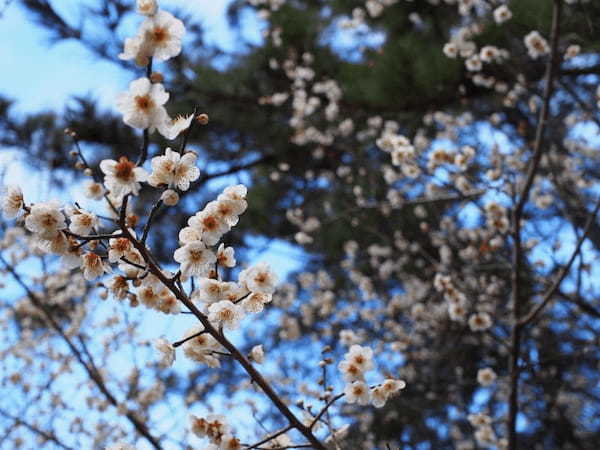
1, 0, 600, 449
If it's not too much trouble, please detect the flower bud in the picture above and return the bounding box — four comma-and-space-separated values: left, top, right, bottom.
136, 0, 157, 16
197, 113, 209, 125
150, 72, 164, 83
160, 189, 179, 206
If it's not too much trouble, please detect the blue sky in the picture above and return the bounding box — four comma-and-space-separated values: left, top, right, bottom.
0, 0, 262, 112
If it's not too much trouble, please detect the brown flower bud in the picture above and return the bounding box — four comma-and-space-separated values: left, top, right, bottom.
150, 72, 164, 83
197, 113, 209, 125
127, 214, 139, 228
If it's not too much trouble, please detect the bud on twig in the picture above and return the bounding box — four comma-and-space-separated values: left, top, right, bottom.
197, 113, 209, 125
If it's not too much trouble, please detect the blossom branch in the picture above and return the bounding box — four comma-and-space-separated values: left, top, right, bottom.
172, 329, 208, 348
507, 2, 562, 449
309, 393, 345, 430
245, 424, 294, 450
119, 228, 326, 449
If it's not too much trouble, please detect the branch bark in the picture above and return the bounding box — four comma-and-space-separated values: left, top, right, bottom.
507, 2, 562, 449
118, 222, 325, 449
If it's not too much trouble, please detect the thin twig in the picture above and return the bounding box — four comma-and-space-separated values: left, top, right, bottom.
245, 425, 294, 450
0, 407, 74, 450
178, 106, 199, 155
0, 254, 163, 450
519, 197, 600, 326
141, 199, 163, 244
172, 329, 208, 348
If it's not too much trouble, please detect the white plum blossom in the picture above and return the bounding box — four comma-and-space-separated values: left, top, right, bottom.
81, 252, 111, 280
173, 241, 216, 277
116, 77, 169, 132
138, 10, 185, 61
178, 226, 201, 244
493, 5, 512, 24
565, 44, 580, 60
443, 42, 458, 58
67, 208, 99, 235
208, 300, 245, 330
193, 278, 231, 306
465, 55, 482, 72
216, 243, 236, 267
468, 311, 493, 331
119, 11, 185, 65
108, 233, 137, 263
209, 198, 246, 227
36, 230, 69, 255
105, 443, 136, 450
1, 185, 24, 219
218, 184, 248, 212
83, 181, 106, 200
524, 31, 550, 59
345, 345, 374, 372
241, 292, 272, 313
154, 337, 176, 367
370, 386, 388, 408
160, 189, 179, 206
190, 413, 230, 441
239, 262, 278, 295
148, 148, 200, 191
344, 381, 371, 405
136, 0, 157, 16
188, 203, 230, 246
100, 156, 148, 198
160, 114, 194, 140
250, 344, 265, 364
477, 367, 497, 386
137, 276, 166, 309
106, 275, 129, 300
339, 360, 365, 382
181, 326, 222, 367
25, 201, 66, 239
468, 412, 492, 427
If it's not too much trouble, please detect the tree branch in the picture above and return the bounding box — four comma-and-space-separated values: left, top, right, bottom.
507, 2, 562, 449
119, 227, 325, 450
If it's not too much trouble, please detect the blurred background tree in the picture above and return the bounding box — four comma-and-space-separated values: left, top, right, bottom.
1, 0, 600, 448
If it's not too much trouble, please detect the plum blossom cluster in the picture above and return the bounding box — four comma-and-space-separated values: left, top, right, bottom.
190, 414, 241, 450
338, 345, 406, 408
116, 0, 195, 140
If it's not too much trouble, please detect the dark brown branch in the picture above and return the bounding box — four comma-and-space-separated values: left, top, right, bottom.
65, 230, 123, 241
119, 227, 325, 450
246, 425, 294, 450
141, 199, 163, 244
309, 393, 345, 430
172, 329, 208, 348
507, 2, 562, 449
